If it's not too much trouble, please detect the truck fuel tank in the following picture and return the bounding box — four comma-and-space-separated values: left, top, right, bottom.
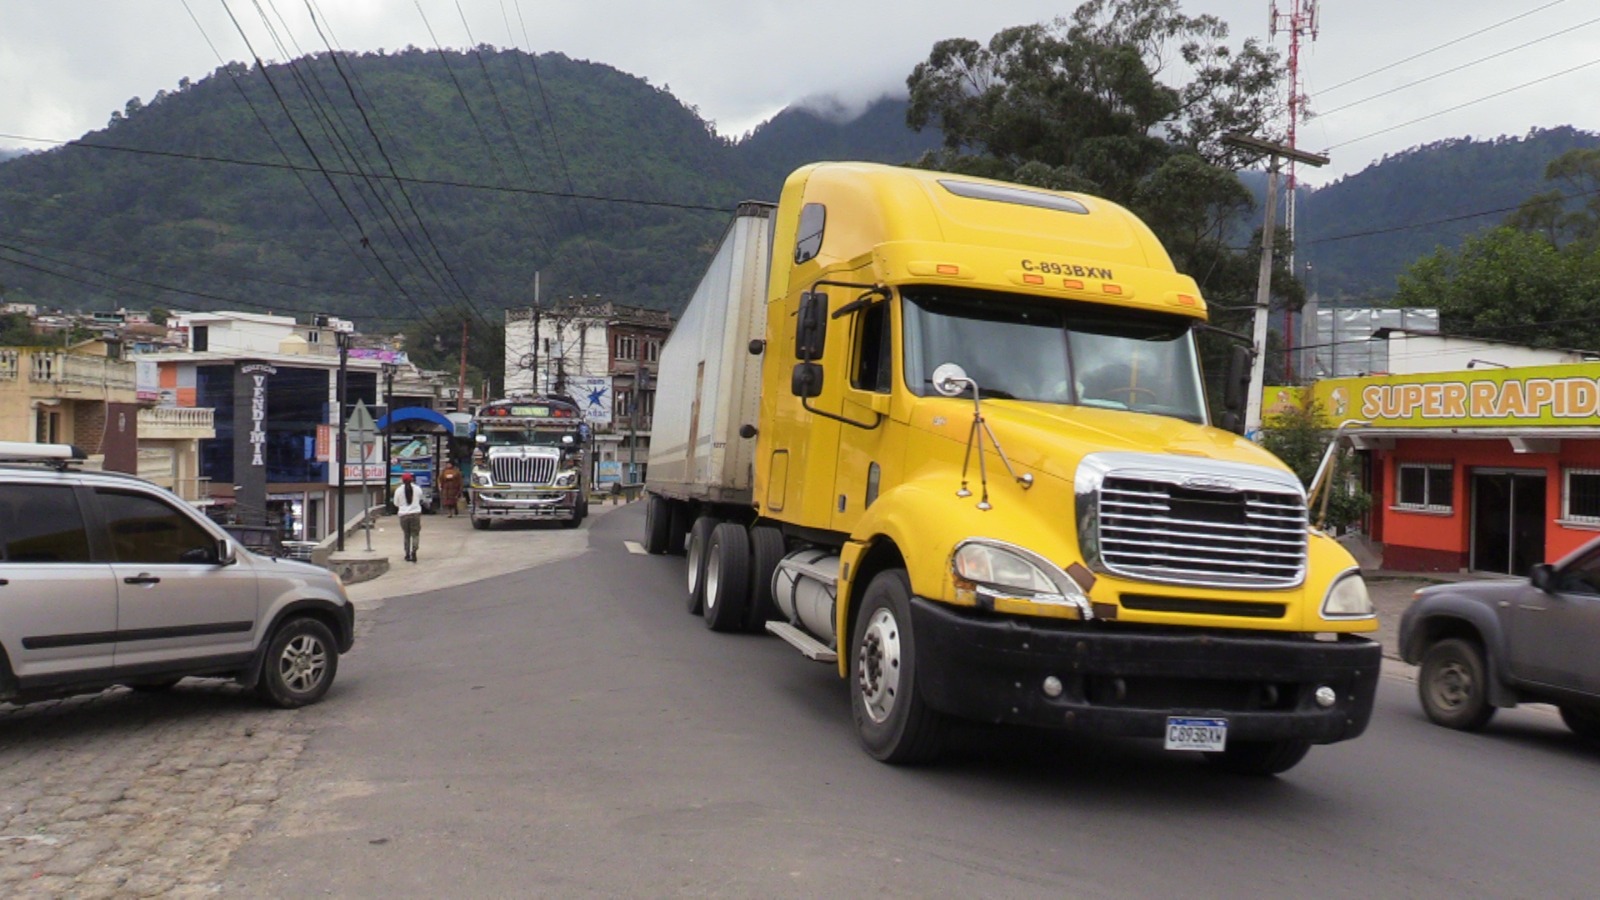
772, 549, 841, 646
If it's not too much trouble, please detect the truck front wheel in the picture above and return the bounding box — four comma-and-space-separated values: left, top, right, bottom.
703, 523, 751, 632
685, 516, 718, 615
850, 570, 946, 764
1203, 739, 1311, 777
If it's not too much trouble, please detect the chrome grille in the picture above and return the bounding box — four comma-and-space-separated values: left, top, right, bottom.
492, 455, 557, 486
1093, 475, 1307, 588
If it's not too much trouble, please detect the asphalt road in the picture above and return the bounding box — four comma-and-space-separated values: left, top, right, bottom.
221, 505, 1600, 898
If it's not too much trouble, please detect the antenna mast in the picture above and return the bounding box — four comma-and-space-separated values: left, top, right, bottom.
1270, 0, 1319, 381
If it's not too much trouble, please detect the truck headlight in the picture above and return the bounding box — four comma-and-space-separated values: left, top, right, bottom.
553, 470, 579, 488
1321, 570, 1374, 618
951, 540, 1091, 617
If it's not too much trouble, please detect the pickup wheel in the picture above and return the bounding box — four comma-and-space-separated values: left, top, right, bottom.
702, 523, 752, 632
744, 526, 786, 633
643, 494, 672, 554
1418, 637, 1496, 731
685, 516, 719, 615
850, 569, 946, 764
1204, 739, 1312, 776
256, 617, 339, 709
1559, 705, 1600, 741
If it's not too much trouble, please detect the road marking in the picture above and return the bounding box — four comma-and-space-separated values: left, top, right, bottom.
624, 541, 646, 555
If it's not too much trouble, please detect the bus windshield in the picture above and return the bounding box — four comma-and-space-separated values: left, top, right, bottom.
477, 428, 572, 448
900, 287, 1208, 424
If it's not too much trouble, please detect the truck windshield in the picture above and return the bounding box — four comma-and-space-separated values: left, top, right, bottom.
901, 287, 1208, 424
478, 428, 570, 448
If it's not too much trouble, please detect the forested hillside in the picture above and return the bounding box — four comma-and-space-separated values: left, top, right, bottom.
0, 49, 934, 327
2, 45, 1595, 325
1287, 127, 1600, 302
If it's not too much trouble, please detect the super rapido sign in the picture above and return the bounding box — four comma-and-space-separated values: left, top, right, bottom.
1312, 365, 1600, 428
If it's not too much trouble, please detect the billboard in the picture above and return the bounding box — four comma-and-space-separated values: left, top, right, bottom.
567, 375, 613, 427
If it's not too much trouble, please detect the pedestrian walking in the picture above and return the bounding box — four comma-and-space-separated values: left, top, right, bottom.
438, 461, 463, 518
393, 472, 424, 562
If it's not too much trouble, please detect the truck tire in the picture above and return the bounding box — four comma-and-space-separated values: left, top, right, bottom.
744, 526, 785, 633
685, 515, 719, 615
644, 494, 672, 554
1418, 637, 1496, 731
667, 502, 690, 556
1559, 705, 1600, 741
703, 523, 752, 632
850, 569, 946, 764
1203, 739, 1312, 777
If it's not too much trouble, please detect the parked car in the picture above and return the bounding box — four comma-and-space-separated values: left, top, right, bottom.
0, 441, 355, 708
1400, 537, 1600, 740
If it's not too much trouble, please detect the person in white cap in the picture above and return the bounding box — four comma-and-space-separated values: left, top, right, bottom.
393, 472, 423, 562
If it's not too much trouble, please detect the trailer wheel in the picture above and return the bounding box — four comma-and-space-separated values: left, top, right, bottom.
745, 526, 785, 633
850, 569, 946, 764
703, 523, 752, 632
685, 515, 719, 615
667, 502, 690, 556
643, 494, 672, 554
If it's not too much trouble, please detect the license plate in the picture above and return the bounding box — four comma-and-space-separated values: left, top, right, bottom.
1164, 716, 1227, 752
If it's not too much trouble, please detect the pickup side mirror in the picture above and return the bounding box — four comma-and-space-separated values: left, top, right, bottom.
795, 291, 828, 361
1530, 562, 1556, 592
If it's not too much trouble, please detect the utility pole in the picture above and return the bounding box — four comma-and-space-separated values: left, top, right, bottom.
1270, 0, 1320, 383
335, 330, 349, 551
1222, 132, 1328, 439
627, 356, 647, 485
456, 319, 468, 412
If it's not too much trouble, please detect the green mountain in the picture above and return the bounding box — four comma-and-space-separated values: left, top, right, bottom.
0, 49, 935, 328
2, 46, 1594, 327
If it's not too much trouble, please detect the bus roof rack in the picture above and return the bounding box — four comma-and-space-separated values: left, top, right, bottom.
0, 441, 88, 470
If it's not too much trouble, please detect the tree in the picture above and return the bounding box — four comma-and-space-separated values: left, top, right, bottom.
399, 307, 505, 399
1504, 148, 1600, 251
1260, 394, 1369, 533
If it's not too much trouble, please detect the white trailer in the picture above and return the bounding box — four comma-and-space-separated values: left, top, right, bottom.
645, 201, 775, 517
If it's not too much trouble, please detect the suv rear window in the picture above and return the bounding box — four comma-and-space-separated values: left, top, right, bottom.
0, 484, 93, 563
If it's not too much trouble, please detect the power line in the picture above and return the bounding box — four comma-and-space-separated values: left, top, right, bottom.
1323, 57, 1600, 152
1316, 14, 1600, 119
0, 131, 732, 212
1318, 1, 1568, 95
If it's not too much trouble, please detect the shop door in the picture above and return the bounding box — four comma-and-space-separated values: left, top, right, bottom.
1470, 470, 1546, 575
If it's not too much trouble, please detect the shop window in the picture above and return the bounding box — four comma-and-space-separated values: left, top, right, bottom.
1397, 463, 1453, 512
1563, 468, 1600, 524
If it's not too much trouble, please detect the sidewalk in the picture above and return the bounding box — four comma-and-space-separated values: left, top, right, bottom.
329, 499, 630, 608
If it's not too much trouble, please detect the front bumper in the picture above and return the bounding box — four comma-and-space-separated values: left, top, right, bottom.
911, 597, 1380, 745
471, 488, 580, 520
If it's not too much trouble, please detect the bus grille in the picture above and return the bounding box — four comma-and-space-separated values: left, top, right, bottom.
493, 456, 557, 486
1093, 475, 1307, 589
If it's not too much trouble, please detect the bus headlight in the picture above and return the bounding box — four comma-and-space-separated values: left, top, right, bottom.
471, 471, 494, 488
553, 470, 579, 488
951, 540, 1091, 617
1321, 570, 1374, 618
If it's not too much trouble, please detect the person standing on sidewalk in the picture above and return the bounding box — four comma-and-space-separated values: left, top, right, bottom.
393, 472, 424, 562
438, 461, 463, 518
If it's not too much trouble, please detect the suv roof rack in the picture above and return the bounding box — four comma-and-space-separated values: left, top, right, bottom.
0, 441, 88, 471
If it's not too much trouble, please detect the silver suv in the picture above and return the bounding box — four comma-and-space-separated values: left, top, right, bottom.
0, 442, 354, 708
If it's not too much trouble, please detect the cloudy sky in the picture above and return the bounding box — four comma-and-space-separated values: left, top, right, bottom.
2, 0, 1597, 186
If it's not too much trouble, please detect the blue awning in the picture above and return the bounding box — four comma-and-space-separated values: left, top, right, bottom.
376, 407, 454, 431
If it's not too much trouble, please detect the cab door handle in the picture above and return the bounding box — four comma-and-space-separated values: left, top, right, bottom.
123, 574, 161, 585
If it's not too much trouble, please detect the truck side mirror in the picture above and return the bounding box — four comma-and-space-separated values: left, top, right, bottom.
791, 362, 824, 398
1221, 345, 1252, 434
796, 291, 828, 361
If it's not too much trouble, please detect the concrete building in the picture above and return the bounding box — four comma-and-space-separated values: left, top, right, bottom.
0, 340, 141, 465
503, 301, 672, 484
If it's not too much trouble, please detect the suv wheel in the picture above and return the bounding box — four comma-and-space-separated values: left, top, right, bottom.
1418, 637, 1495, 731
257, 618, 339, 708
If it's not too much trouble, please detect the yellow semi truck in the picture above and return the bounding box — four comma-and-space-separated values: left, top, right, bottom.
643, 163, 1379, 775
